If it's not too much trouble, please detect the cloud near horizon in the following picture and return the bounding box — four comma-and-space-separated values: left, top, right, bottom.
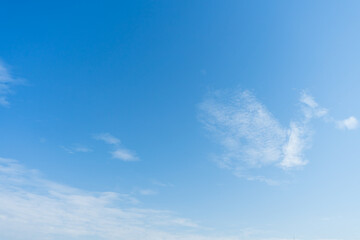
0, 157, 238, 240
199, 90, 357, 182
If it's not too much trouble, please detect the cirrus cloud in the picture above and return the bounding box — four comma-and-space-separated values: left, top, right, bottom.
199, 89, 357, 183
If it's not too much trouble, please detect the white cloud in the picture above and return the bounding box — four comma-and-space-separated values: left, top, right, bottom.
199, 90, 287, 169
199, 90, 353, 183
94, 133, 121, 145
112, 148, 138, 161
0, 61, 21, 107
280, 122, 308, 169
337, 116, 358, 130
300, 92, 357, 131
200, 90, 305, 176
0, 157, 238, 240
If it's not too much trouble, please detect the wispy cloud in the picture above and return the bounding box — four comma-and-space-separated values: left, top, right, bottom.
0, 157, 237, 240
94, 133, 121, 145
95, 133, 139, 162
199, 89, 357, 183
300, 92, 328, 120
61, 145, 93, 154
0, 60, 22, 107
199, 90, 290, 178
112, 148, 138, 161
200, 90, 286, 169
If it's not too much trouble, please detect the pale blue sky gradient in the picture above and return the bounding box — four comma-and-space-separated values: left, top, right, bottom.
1, 1, 360, 240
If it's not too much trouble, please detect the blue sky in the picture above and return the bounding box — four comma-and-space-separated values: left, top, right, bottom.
1, 1, 360, 239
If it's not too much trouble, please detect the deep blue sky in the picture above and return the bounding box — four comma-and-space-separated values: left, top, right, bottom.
1, 1, 360, 240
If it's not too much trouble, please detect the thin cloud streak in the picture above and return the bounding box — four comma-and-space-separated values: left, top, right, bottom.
0, 60, 22, 107
94, 133, 121, 145
61, 145, 93, 154
112, 148, 138, 161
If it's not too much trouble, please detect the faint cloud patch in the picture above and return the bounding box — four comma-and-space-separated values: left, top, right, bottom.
337, 116, 358, 130
151, 180, 174, 187
138, 189, 157, 196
